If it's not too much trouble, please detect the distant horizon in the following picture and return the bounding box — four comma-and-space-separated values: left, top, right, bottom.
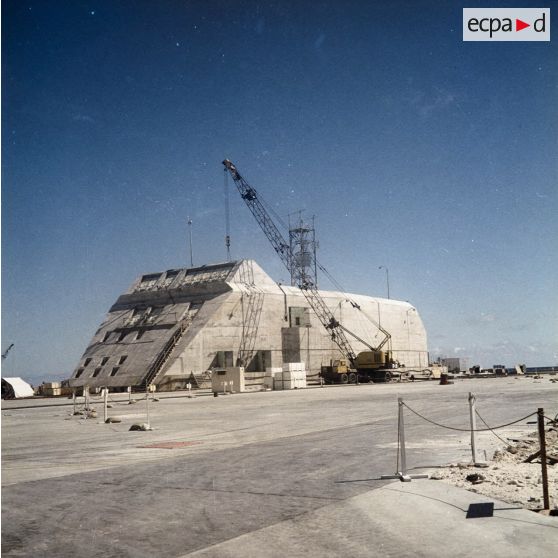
3, 1, 556, 383
2, 255, 556, 387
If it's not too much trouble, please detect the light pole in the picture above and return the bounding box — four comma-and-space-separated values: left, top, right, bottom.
379, 266, 390, 299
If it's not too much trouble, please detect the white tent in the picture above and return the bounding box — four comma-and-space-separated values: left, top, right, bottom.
1, 377, 34, 399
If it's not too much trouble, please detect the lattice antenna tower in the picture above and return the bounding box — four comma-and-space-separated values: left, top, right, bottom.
288, 211, 318, 288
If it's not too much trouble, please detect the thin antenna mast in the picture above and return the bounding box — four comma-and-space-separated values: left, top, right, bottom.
187, 217, 193, 267
224, 168, 231, 261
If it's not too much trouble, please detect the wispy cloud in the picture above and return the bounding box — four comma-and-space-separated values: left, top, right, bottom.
464, 312, 498, 327
407, 86, 456, 118
314, 33, 325, 49
72, 114, 95, 123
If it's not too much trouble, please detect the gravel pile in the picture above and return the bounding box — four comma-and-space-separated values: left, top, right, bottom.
430, 426, 558, 511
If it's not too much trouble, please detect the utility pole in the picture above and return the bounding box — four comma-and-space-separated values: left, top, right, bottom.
187, 217, 193, 267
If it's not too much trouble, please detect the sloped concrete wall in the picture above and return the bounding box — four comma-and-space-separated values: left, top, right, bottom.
69, 259, 428, 390
161, 260, 429, 384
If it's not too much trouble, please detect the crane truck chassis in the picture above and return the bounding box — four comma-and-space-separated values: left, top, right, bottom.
321, 358, 447, 384
321, 351, 405, 384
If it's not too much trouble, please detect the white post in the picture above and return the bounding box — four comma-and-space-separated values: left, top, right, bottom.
469, 392, 477, 464
187, 382, 192, 396
84, 386, 90, 411
381, 398, 428, 482
146, 385, 150, 428
72, 389, 76, 414
398, 398, 407, 474
103, 388, 108, 422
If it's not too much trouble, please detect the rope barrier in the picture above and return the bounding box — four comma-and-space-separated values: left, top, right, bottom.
401, 401, 537, 432
108, 394, 132, 405
475, 409, 509, 445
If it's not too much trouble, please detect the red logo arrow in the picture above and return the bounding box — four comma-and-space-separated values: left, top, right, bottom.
516, 19, 530, 31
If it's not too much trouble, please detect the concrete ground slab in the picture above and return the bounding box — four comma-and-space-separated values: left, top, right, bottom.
185, 480, 558, 558
2, 377, 557, 557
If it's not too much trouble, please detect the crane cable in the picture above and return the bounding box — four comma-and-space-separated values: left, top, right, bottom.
224, 168, 231, 261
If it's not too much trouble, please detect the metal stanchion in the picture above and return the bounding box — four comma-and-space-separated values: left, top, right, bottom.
146, 385, 150, 429
84, 386, 90, 411
103, 388, 108, 422
399, 398, 407, 474
469, 392, 477, 464
381, 398, 429, 482
537, 408, 550, 510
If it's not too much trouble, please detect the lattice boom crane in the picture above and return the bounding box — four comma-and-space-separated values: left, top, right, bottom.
222, 159, 359, 364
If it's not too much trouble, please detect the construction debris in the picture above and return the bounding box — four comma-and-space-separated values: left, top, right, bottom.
129, 423, 153, 431
431, 427, 558, 510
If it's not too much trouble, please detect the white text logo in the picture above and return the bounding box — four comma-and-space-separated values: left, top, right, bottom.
463, 8, 550, 41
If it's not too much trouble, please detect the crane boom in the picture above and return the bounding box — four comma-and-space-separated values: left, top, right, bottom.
223, 159, 360, 363
222, 160, 291, 272
2, 343, 14, 360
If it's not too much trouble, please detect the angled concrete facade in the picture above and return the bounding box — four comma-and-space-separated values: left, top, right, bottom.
69, 260, 428, 390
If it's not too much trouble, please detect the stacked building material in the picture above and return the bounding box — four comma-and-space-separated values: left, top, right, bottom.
41, 382, 62, 396
274, 363, 306, 390
263, 368, 283, 390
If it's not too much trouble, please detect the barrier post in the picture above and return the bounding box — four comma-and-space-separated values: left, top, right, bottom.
381, 398, 428, 482
84, 386, 90, 411
537, 408, 550, 510
146, 385, 150, 428
398, 397, 407, 474
103, 388, 108, 422
469, 393, 477, 464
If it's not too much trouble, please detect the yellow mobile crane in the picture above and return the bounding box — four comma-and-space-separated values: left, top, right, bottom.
222, 159, 397, 383
320, 318, 399, 383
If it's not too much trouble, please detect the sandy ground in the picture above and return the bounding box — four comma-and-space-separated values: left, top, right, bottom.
430, 423, 558, 511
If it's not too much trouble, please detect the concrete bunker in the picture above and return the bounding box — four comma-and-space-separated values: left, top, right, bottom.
68, 260, 428, 391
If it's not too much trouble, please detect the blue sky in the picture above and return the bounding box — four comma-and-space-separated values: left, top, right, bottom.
2, 0, 557, 383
